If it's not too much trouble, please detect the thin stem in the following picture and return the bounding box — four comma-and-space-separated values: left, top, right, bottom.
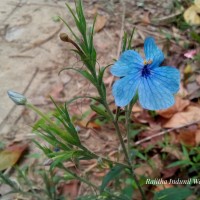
80, 145, 130, 169
97, 88, 146, 199
125, 95, 138, 155
26, 103, 54, 126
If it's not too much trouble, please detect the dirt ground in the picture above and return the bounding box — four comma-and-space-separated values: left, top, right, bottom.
1, 0, 198, 199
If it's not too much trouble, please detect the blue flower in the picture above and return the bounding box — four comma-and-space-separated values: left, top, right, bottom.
110, 37, 180, 110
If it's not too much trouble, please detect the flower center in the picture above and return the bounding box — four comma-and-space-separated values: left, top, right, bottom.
141, 60, 152, 77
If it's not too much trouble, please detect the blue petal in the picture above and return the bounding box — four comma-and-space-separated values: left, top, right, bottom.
144, 37, 164, 68
110, 50, 143, 77
151, 66, 180, 94
112, 74, 140, 107
138, 76, 175, 110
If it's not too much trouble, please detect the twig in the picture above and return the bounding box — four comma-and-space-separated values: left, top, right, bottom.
134, 120, 200, 146
21, 24, 63, 52
116, 0, 126, 58
109, 0, 126, 87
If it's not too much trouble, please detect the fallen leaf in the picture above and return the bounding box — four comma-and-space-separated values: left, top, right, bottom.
141, 12, 150, 24
184, 50, 197, 59
164, 106, 200, 128
132, 104, 143, 113
0, 143, 28, 171
178, 126, 197, 146
162, 166, 179, 179
76, 120, 101, 129
195, 129, 200, 144
184, 5, 200, 25
135, 155, 163, 178
184, 64, 193, 75
57, 180, 79, 200
95, 15, 107, 32
162, 146, 184, 160
157, 96, 190, 118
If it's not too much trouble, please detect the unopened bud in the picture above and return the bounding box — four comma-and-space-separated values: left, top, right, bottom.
60, 33, 70, 42
7, 90, 27, 105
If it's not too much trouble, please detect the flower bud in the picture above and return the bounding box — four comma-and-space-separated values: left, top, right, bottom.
7, 90, 27, 105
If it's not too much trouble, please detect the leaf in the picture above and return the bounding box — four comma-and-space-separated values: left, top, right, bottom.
183, 5, 200, 25
94, 15, 107, 32
163, 106, 200, 128
135, 155, 163, 179
162, 147, 184, 160
154, 187, 193, 200
90, 104, 110, 119
76, 119, 101, 129
57, 180, 79, 199
100, 165, 124, 192
157, 96, 190, 119
195, 129, 200, 144
177, 126, 196, 146
0, 143, 28, 171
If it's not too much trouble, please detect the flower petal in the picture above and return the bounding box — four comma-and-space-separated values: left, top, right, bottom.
112, 74, 140, 107
151, 66, 180, 94
110, 50, 143, 77
138, 76, 175, 110
144, 37, 164, 68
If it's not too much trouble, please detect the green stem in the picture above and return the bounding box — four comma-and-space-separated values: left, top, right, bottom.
26, 103, 54, 126
97, 88, 146, 200
80, 145, 130, 169
125, 95, 138, 155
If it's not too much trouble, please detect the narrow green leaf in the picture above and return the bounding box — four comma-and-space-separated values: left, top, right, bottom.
127, 27, 135, 50
90, 104, 110, 120
100, 165, 125, 192
98, 65, 112, 86
154, 187, 193, 200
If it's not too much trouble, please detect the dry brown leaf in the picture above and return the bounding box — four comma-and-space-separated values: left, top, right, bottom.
135, 155, 163, 178
76, 120, 101, 129
57, 181, 79, 199
94, 15, 107, 32
184, 5, 200, 25
157, 96, 190, 118
163, 106, 200, 128
141, 12, 150, 24
178, 128, 196, 146
162, 166, 179, 179
0, 143, 28, 171
195, 129, 200, 144
132, 104, 143, 113
162, 146, 184, 160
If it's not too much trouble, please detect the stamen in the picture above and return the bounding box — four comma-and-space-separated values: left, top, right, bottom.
144, 59, 152, 65
143, 60, 147, 65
